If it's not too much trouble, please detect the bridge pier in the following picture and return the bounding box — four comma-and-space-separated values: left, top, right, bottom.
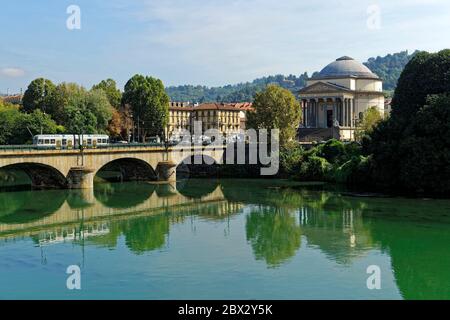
67, 167, 95, 189
155, 161, 177, 183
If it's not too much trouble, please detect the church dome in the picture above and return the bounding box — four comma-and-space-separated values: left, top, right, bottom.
314, 56, 379, 79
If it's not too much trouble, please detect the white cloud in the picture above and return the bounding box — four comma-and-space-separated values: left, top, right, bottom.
1, 67, 25, 78
118, 0, 449, 85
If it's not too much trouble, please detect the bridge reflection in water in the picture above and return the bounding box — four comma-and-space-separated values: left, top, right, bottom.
0, 179, 449, 299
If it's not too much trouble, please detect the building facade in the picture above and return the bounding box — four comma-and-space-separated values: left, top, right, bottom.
298, 56, 385, 141
167, 102, 253, 139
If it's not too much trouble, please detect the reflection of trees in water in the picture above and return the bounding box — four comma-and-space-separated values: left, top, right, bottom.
94, 182, 155, 208
121, 215, 170, 254
223, 180, 375, 266
88, 215, 170, 254
176, 179, 219, 199
0, 189, 67, 224
0, 169, 31, 188
299, 207, 374, 265
359, 197, 450, 300
246, 206, 301, 267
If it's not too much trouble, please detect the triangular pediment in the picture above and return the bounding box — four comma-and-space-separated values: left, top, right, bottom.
299, 81, 351, 94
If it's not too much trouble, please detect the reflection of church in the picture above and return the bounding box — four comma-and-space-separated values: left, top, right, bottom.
298, 56, 385, 141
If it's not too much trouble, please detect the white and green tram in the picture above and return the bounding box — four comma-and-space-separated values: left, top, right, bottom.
33, 134, 110, 149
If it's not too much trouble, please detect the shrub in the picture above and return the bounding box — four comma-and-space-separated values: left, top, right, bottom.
318, 139, 346, 164
280, 143, 304, 176
297, 156, 331, 181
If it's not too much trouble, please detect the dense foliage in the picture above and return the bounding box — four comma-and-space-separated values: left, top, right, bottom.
22, 78, 56, 113
247, 85, 301, 147
92, 79, 122, 108
3, 74, 170, 144
166, 74, 309, 103
0, 101, 63, 145
354, 106, 383, 141
364, 51, 417, 91
122, 75, 170, 141
364, 50, 450, 196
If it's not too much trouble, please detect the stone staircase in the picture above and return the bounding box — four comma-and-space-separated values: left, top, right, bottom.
297, 128, 338, 142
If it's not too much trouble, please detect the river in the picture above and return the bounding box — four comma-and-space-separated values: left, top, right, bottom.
0, 179, 449, 299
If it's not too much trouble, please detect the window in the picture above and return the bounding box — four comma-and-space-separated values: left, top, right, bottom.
50, 139, 55, 144
97, 139, 102, 143
87, 139, 92, 144
44, 139, 50, 144
38, 139, 43, 144
62, 139, 67, 145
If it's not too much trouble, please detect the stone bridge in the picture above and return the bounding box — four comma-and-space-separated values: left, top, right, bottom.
0, 145, 226, 189
0, 182, 241, 239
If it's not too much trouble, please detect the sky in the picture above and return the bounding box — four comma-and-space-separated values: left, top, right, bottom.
1, 0, 450, 94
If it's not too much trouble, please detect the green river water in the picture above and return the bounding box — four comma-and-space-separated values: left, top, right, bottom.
0, 179, 449, 300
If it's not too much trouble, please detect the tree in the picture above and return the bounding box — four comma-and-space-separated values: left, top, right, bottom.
354, 106, 383, 141
86, 89, 114, 132
390, 50, 450, 122
246, 207, 302, 267
107, 108, 123, 138
365, 50, 450, 195
0, 102, 62, 145
397, 94, 450, 194
49, 83, 113, 134
247, 84, 301, 147
22, 78, 56, 113
92, 79, 122, 108
122, 75, 170, 141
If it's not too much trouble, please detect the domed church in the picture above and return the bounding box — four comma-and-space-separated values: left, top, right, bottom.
298, 56, 385, 141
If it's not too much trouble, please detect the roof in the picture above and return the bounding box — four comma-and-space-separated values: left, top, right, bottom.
298, 81, 353, 94
169, 102, 253, 112
312, 56, 380, 80
193, 103, 253, 111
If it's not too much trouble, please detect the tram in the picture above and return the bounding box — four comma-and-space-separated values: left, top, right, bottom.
32, 134, 110, 149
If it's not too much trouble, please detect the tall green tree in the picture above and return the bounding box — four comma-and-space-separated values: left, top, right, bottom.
122, 75, 170, 141
390, 49, 450, 122
22, 78, 56, 113
49, 83, 113, 134
247, 84, 301, 147
365, 49, 450, 195
0, 102, 62, 145
92, 79, 122, 108
354, 106, 383, 141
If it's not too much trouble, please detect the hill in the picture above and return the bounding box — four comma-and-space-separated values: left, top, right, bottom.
166, 50, 417, 103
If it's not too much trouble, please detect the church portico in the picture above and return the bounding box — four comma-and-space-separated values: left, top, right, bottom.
298, 56, 384, 142
301, 96, 356, 128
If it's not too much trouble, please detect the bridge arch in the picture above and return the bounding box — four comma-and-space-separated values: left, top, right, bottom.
94, 181, 156, 208
0, 163, 68, 189
176, 154, 220, 180
95, 157, 157, 183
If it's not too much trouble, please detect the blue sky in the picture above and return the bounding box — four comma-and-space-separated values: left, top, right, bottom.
1, 0, 450, 93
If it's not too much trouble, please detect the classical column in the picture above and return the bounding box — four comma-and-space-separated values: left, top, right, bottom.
351, 99, 355, 127
304, 100, 308, 127
314, 99, 318, 127
312, 99, 316, 127
345, 98, 349, 127
347, 98, 352, 127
